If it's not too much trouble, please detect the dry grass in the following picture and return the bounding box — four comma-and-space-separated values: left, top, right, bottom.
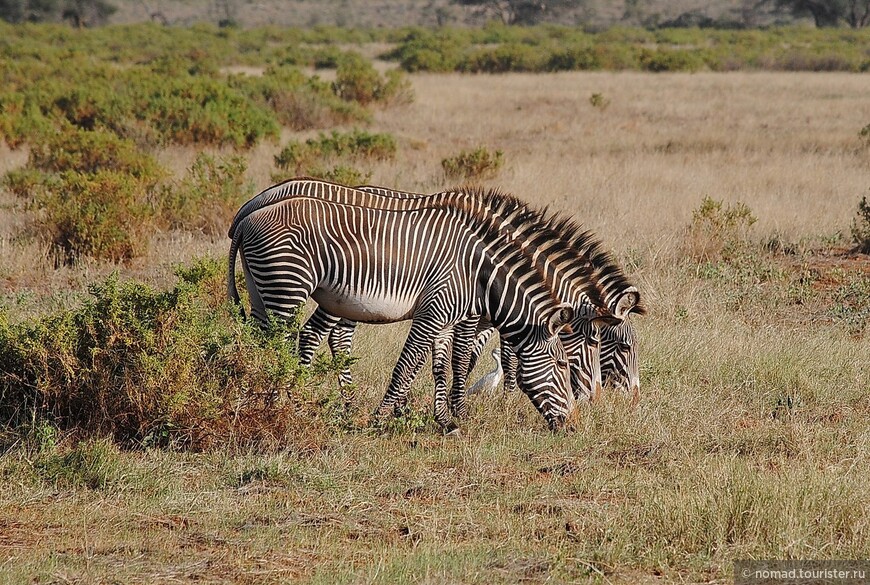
2, 71, 869, 583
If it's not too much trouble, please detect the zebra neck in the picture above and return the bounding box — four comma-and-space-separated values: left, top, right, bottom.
473, 240, 550, 347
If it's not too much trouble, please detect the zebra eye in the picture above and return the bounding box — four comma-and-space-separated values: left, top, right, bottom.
617, 343, 631, 352
557, 358, 568, 368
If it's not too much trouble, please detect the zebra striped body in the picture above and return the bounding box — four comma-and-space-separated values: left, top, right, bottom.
230, 178, 641, 415
290, 182, 634, 405
228, 191, 591, 430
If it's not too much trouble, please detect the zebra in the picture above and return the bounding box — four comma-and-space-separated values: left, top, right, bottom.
600, 318, 640, 401
294, 183, 644, 411
231, 178, 622, 410
233, 178, 575, 417
227, 190, 610, 431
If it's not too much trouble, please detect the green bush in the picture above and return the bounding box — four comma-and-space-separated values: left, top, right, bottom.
386, 29, 464, 73
589, 92, 610, 110
3, 126, 165, 264
639, 48, 708, 72
36, 170, 156, 263
157, 153, 251, 235
274, 129, 397, 176
684, 196, 757, 262
140, 76, 280, 148
27, 126, 163, 180
332, 52, 413, 106
460, 44, 549, 73
442, 146, 504, 181
851, 195, 870, 254
235, 65, 369, 131
0, 259, 339, 450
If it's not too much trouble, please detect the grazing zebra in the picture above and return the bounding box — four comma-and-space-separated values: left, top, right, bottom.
231, 178, 621, 405
229, 178, 641, 414
227, 191, 608, 431
600, 318, 640, 401
297, 183, 644, 412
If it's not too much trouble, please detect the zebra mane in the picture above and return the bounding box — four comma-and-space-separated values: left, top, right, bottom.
537, 212, 647, 317
447, 185, 644, 317
440, 189, 608, 316
440, 185, 611, 315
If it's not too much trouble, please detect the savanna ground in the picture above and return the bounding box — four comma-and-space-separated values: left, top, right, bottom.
2, 70, 870, 583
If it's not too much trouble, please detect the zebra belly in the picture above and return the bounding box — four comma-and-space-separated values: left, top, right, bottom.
311, 288, 418, 323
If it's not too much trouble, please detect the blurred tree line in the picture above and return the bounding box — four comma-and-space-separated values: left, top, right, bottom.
0, 0, 116, 26
1, 0, 869, 29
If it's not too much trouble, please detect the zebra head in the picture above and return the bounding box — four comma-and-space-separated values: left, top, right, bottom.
513, 303, 578, 431
600, 318, 640, 402
560, 306, 604, 403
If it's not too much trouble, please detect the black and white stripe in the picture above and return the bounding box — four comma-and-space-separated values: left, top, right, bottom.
228, 187, 596, 430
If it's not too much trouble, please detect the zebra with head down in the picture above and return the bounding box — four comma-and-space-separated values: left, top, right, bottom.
294, 181, 644, 414
227, 181, 614, 430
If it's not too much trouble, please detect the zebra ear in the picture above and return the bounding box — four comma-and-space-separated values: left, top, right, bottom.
591, 314, 622, 326
547, 303, 575, 335
614, 288, 641, 319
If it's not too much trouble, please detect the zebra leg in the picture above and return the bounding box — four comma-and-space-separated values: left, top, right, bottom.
298, 306, 341, 366
466, 321, 497, 379
430, 328, 454, 429
501, 338, 519, 392
327, 318, 358, 403
374, 316, 450, 427
448, 317, 479, 419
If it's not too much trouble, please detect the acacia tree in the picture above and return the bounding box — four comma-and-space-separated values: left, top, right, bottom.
452, 0, 581, 25
772, 0, 870, 27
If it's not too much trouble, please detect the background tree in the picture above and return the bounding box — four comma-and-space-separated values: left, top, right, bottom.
0, 0, 115, 24
770, 0, 870, 27
452, 0, 581, 25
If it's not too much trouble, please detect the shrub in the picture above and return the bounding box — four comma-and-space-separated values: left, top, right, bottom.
236, 66, 369, 131
140, 76, 280, 148
460, 44, 548, 73
684, 196, 757, 262
156, 153, 250, 235
639, 48, 708, 72
274, 129, 396, 176
3, 126, 164, 264
547, 45, 601, 71
387, 29, 464, 73
850, 194, 870, 254
332, 53, 413, 106
441, 146, 504, 181
26, 126, 163, 181
0, 258, 341, 450
35, 170, 157, 263
589, 92, 610, 110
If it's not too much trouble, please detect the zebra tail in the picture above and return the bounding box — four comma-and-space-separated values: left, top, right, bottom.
227, 229, 247, 320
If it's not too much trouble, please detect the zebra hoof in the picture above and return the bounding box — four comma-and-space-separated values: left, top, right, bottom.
440, 420, 461, 436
